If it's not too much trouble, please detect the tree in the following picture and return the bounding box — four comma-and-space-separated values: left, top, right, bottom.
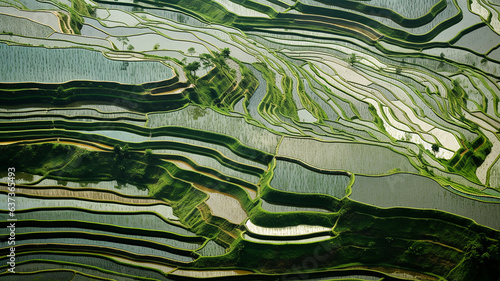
188, 107, 207, 120
127, 44, 134, 51
199, 53, 214, 69
462, 235, 500, 279
144, 149, 153, 162
187, 47, 196, 55
221, 47, 230, 58
431, 143, 439, 153
153, 43, 160, 50
185, 61, 201, 77
348, 53, 358, 66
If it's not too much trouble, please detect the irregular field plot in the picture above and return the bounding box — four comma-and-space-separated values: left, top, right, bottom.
350, 173, 500, 230
278, 137, 418, 175
0, 43, 173, 83
271, 159, 350, 198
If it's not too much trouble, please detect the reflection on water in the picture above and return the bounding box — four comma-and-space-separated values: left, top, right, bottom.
271, 160, 350, 199
350, 173, 500, 229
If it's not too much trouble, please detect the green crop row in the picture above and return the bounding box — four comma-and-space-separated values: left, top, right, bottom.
158, 153, 259, 192
0, 219, 204, 243
3, 259, 154, 281
446, 135, 492, 181
0, 251, 169, 280
0, 84, 190, 113
0, 243, 190, 266
0, 142, 238, 250
5, 231, 195, 259
193, 197, 499, 279
0, 73, 180, 91
0, 120, 273, 165
295, 0, 448, 28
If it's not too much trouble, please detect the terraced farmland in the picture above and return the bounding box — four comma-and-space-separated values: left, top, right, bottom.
1, 0, 500, 280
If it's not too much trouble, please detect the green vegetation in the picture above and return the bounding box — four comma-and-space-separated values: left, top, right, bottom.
181, 48, 255, 109
348, 53, 358, 66
1, 0, 499, 279
52, 0, 95, 34
185, 61, 201, 77
254, 62, 299, 120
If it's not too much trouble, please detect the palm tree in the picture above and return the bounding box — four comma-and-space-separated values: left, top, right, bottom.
221, 47, 230, 58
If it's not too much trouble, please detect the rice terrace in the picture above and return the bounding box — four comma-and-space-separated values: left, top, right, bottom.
1, 0, 500, 280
